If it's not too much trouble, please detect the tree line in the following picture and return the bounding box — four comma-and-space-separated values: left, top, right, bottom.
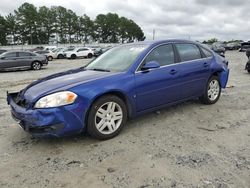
0, 2, 145, 45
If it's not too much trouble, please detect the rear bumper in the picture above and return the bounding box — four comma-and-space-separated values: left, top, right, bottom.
7, 92, 86, 137
41, 59, 48, 66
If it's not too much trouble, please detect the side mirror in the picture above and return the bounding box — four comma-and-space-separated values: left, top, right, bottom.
141, 61, 160, 71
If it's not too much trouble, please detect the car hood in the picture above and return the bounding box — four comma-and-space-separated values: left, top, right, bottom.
20, 68, 118, 102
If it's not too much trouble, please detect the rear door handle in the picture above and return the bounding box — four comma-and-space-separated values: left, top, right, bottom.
203, 62, 209, 67
170, 69, 177, 75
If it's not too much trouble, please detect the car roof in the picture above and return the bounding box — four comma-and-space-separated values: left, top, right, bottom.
122, 39, 202, 46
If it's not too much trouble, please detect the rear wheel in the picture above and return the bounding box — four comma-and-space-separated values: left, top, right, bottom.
57, 54, 64, 59
31, 61, 42, 70
71, 54, 77, 59
200, 76, 221, 104
87, 95, 127, 140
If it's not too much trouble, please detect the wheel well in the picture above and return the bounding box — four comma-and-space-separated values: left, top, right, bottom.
32, 60, 41, 65
85, 91, 132, 125
212, 71, 221, 77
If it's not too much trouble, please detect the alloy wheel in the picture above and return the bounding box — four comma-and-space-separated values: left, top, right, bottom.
208, 79, 220, 101
32, 62, 41, 70
95, 102, 123, 135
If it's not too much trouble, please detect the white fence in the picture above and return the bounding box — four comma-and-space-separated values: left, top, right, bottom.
0, 43, 118, 50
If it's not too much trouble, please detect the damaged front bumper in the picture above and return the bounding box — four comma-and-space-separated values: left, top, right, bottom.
7, 92, 86, 137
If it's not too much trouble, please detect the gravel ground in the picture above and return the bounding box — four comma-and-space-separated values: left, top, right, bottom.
0, 52, 249, 188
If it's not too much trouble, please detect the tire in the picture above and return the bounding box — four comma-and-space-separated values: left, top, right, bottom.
87, 95, 127, 140
48, 56, 53, 61
31, 61, 42, 70
71, 54, 76, 59
200, 76, 221, 105
57, 54, 64, 59
248, 70, 250, 73
87, 53, 93, 58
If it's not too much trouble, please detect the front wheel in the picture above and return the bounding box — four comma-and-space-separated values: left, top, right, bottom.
48, 56, 53, 61
87, 95, 127, 140
200, 76, 221, 104
71, 54, 77, 59
87, 53, 93, 58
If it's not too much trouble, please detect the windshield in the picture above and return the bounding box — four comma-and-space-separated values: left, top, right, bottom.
85, 44, 148, 72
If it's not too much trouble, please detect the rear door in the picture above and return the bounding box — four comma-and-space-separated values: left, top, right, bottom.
0, 52, 18, 69
135, 44, 182, 111
174, 43, 211, 99
17, 52, 33, 67
76, 48, 84, 57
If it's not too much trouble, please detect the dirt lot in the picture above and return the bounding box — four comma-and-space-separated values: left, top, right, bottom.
0, 52, 249, 188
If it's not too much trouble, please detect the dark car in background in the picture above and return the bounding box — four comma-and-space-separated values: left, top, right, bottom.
225, 42, 241, 50
94, 47, 112, 57
246, 49, 250, 59
239, 42, 250, 52
245, 59, 250, 73
0, 49, 7, 54
0, 51, 48, 71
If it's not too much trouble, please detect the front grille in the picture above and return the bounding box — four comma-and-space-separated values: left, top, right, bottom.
17, 99, 29, 108
12, 92, 29, 108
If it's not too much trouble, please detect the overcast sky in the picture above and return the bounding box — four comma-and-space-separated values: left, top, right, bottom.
1, 0, 250, 41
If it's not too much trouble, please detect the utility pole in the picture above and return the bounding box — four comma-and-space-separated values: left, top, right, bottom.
153, 29, 155, 40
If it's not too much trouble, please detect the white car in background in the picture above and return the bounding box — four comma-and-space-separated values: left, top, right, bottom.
35, 50, 57, 61
64, 47, 94, 59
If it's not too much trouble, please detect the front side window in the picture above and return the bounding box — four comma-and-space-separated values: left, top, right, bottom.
144, 44, 175, 66
176, 43, 202, 62
86, 44, 148, 72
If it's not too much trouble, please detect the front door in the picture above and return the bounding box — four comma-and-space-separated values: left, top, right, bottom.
135, 44, 181, 111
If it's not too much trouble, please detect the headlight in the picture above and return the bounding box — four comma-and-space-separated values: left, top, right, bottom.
34, 91, 77, 108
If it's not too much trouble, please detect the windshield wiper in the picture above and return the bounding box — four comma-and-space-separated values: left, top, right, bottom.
88, 68, 110, 72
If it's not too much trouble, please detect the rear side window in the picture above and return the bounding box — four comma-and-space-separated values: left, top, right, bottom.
19, 52, 32, 57
175, 43, 202, 62
4, 52, 17, 58
145, 44, 175, 66
201, 47, 213, 58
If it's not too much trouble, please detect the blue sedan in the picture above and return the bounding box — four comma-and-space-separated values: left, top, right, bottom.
7, 40, 229, 140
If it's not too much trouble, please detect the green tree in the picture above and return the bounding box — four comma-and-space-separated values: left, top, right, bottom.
65, 9, 78, 43
37, 6, 57, 44
14, 2, 39, 44
77, 14, 94, 43
54, 6, 68, 43
0, 15, 7, 45
5, 13, 19, 44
